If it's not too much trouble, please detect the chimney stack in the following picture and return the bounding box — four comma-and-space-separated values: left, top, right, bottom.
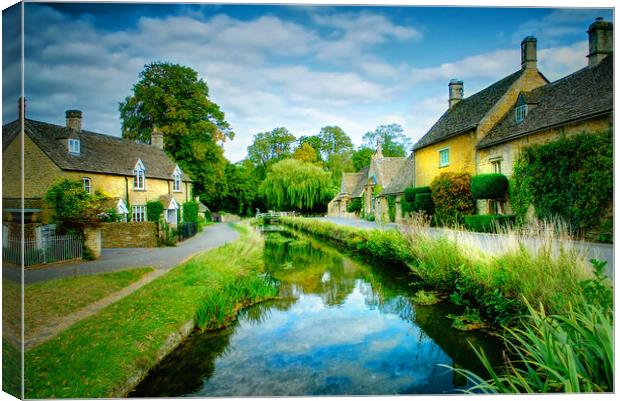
376, 138, 383, 158
151, 126, 164, 150
521, 36, 537, 70
18, 97, 26, 120
587, 17, 613, 67
65, 110, 82, 132
448, 79, 463, 109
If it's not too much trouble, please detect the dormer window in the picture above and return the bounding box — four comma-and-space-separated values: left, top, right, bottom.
68, 138, 80, 154
172, 165, 182, 192
515, 104, 527, 123
133, 159, 146, 190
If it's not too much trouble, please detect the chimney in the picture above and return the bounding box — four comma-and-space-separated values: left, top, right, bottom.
65, 110, 82, 132
588, 17, 613, 67
18, 97, 25, 120
448, 79, 463, 108
151, 126, 164, 150
521, 36, 537, 70
376, 138, 383, 158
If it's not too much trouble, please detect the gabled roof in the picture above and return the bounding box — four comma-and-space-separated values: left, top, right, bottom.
2, 119, 191, 181
350, 166, 369, 198
478, 56, 613, 149
369, 156, 407, 188
383, 157, 414, 195
413, 69, 528, 150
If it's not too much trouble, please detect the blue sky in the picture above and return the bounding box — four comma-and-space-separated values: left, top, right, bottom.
2, 1, 613, 161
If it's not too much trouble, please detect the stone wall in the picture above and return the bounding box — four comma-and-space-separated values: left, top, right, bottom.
101, 222, 157, 248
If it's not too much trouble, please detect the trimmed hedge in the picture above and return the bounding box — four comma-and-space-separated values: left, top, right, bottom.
471, 174, 508, 200
346, 198, 362, 213
146, 200, 164, 223
414, 193, 434, 216
182, 201, 199, 223
404, 186, 432, 213
463, 214, 516, 233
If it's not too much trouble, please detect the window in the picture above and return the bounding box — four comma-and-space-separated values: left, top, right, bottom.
491, 160, 502, 174
173, 174, 181, 192
439, 148, 450, 167
515, 104, 527, 123
82, 177, 92, 193
133, 159, 145, 190
68, 139, 80, 154
132, 205, 146, 222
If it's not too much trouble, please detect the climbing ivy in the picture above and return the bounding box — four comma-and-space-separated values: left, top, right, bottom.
387, 195, 396, 222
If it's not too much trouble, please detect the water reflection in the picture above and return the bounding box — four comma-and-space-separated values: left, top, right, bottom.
131, 227, 503, 397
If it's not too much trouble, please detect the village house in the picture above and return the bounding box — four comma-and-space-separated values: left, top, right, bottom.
2, 104, 192, 228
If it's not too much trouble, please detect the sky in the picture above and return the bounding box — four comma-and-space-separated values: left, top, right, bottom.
2, 1, 614, 162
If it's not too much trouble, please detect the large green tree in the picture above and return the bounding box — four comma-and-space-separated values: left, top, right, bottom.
318, 126, 354, 160
118, 62, 233, 205
259, 158, 336, 212
298, 135, 324, 161
362, 124, 412, 157
247, 127, 296, 175
352, 147, 374, 171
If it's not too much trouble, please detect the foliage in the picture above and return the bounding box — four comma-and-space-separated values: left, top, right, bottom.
119, 62, 232, 205
366, 214, 375, 222
403, 186, 431, 213
352, 147, 374, 171
511, 131, 613, 236
387, 195, 396, 222
411, 290, 440, 306
182, 200, 199, 223
463, 214, 515, 233
298, 135, 324, 161
325, 151, 354, 188
259, 158, 335, 211
471, 174, 509, 200
82, 247, 96, 261
372, 184, 383, 197
145, 200, 164, 223
247, 127, 296, 172
216, 159, 264, 216
447, 307, 488, 331
318, 126, 354, 160
430, 172, 475, 225
44, 179, 107, 234
414, 193, 435, 216
346, 198, 362, 213
292, 142, 319, 163
362, 123, 412, 157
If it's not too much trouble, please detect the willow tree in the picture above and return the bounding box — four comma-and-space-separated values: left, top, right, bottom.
259, 159, 335, 211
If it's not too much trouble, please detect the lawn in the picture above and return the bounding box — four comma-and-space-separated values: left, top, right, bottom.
25, 223, 275, 398
2, 267, 153, 336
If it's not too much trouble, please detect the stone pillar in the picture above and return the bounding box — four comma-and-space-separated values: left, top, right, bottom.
83, 227, 102, 259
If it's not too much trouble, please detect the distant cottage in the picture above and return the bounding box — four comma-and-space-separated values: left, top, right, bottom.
2, 106, 192, 225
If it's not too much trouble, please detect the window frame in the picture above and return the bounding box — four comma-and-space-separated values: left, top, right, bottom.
515, 104, 527, 123
133, 159, 146, 191
132, 205, 146, 222
172, 174, 181, 192
68, 138, 80, 154
491, 160, 502, 174
438, 147, 450, 167
82, 177, 92, 194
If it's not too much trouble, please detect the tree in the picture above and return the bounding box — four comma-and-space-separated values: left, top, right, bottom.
293, 142, 319, 163
44, 179, 107, 234
298, 135, 324, 161
219, 159, 265, 216
119, 62, 233, 205
362, 124, 412, 157
318, 126, 353, 160
259, 159, 336, 211
247, 127, 296, 172
352, 147, 374, 171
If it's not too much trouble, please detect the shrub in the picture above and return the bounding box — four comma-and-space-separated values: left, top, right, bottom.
430, 172, 475, 225
366, 214, 375, 222
182, 200, 199, 223
145, 200, 164, 223
511, 130, 612, 237
346, 198, 362, 213
414, 193, 434, 216
404, 186, 431, 212
463, 214, 515, 233
387, 195, 396, 222
44, 179, 107, 233
411, 290, 440, 306
471, 174, 508, 200
204, 210, 212, 222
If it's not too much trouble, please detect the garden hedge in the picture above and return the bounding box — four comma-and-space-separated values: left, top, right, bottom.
346, 198, 362, 213
471, 174, 508, 200
430, 172, 475, 225
414, 193, 434, 216
403, 186, 432, 213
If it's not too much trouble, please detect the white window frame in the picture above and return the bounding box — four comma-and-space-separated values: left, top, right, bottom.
82, 177, 92, 194
439, 147, 450, 167
132, 205, 146, 222
515, 104, 527, 123
172, 165, 182, 192
133, 159, 146, 190
68, 138, 80, 154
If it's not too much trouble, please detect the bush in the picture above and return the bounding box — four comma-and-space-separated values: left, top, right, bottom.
471, 174, 508, 200
511, 130, 612, 236
146, 200, 164, 223
204, 211, 212, 222
430, 172, 475, 225
404, 186, 431, 213
366, 214, 375, 222
463, 214, 515, 233
182, 201, 199, 223
414, 193, 434, 216
346, 198, 362, 213
387, 195, 396, 222
44, 179, 107, 233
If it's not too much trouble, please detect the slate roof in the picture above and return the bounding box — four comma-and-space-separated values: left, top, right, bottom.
478, 56, 613, 149
2, 118, 191, 181
350, 167, 369, 198
370, 156, 407, 188
413, 69, 530, 150
383, 157, 414, 195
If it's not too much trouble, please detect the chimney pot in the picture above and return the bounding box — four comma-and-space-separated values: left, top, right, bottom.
587, 18, 613, 67
151, 126, 164, 150
65, 109, 82, 132
521, 36, 537, 70
448, 79, 463, 109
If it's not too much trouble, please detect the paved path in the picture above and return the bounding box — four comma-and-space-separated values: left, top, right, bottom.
3, 223, 240, 284
317, 217, 614, 278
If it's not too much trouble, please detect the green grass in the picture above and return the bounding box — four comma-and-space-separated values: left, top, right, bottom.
24, 222, 276, 398
2, 338, 21, 398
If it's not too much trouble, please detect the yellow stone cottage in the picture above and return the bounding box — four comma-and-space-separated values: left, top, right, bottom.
2, 108, 192, 225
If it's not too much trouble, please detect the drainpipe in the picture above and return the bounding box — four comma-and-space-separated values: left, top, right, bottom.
124, 176, 129, 222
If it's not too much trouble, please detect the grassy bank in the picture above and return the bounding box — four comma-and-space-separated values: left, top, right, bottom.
25, 222, 277, 398
280, 217, 613, 392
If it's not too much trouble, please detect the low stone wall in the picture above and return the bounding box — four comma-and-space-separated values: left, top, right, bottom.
101, 222, 157, 248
